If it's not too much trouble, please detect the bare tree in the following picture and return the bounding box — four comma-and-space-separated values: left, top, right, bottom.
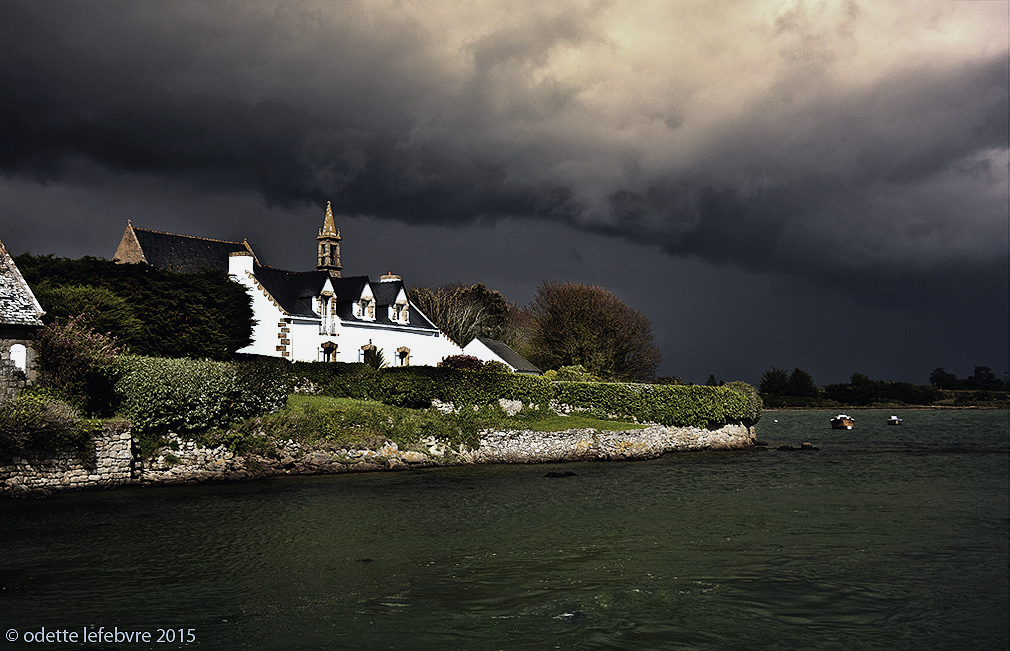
408, 283, 514, 348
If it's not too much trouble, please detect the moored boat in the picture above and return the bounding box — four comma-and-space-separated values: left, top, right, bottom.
887, 415, 903, 426
830, 414, 855, 429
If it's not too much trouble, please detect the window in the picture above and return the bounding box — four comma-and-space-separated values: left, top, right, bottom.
359, 343, 377, 363
9, 344, 27, 372
396, 347, 410, 366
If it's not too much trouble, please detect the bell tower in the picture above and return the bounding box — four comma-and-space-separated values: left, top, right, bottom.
316, 201, 342, 276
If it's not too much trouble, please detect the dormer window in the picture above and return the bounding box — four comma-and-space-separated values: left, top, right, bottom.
357, 298, 374, 320
390, 301, 409, 323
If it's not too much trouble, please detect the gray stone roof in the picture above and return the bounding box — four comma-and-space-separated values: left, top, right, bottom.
117, 225, 255, 274
0, 238, 45, 327
475, 337, 541, 374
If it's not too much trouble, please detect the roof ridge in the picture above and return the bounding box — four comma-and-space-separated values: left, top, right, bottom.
132, 226, 246, 246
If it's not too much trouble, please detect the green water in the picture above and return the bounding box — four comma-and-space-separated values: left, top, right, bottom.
2, 409, 1007, 650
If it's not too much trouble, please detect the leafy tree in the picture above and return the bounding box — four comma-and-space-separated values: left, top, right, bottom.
788, 368, 819, 397
759, 367, 790, 395
408, 282, 514, 348
523, 281, 659, 381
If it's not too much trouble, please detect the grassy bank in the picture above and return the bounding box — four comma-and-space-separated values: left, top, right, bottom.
194, 394, 647, 457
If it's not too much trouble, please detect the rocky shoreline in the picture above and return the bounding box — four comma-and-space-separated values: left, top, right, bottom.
140, 422, 756, 486
2, 422, 756, 496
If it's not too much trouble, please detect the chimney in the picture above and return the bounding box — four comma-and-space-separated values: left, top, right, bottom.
379, 271, 401, 282
229, 251, 255, 277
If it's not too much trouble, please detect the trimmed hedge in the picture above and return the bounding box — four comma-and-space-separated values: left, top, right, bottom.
290, 363, 760, 428
554, 381, 751, 428
115, 356, 290, 439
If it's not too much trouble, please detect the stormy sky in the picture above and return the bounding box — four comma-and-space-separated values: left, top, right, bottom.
1, 0, 1007, 386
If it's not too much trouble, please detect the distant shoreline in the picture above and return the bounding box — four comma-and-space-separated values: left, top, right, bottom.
763, 404, 1008, 411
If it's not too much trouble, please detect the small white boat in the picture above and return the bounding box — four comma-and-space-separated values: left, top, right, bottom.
887, 415, 903, 426
830, 414, 855, 429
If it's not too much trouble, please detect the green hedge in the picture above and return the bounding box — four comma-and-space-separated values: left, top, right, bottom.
291, 363, 760, 428
554, 381, 752, 428
115, 356, 290, 440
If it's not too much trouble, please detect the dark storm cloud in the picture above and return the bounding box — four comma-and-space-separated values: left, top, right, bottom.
1, 0, 1006, 342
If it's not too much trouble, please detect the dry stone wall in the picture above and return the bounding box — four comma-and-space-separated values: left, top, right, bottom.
0, 422, 135, 497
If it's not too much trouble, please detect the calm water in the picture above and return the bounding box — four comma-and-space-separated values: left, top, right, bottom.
2, 410, 1007, 650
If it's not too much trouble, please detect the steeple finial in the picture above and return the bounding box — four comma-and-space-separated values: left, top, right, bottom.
318, 201, 340, 240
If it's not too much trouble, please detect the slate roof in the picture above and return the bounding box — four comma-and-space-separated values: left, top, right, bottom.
475, 337, 541, 374
0, 238, 45, 328
370, 280, 403, 307
126, 226, 254, 273
114, 221, 438, 331
252, 266, 330, 318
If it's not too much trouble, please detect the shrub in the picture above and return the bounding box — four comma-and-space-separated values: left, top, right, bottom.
554, 365, 602, 383
0, 388, 94, 455
480, 360, 512, 375
115, 356, 291, 452
438, 355, 484, 371
231, 359, 293, 419
363, 347, 387, 369
290, 362, 379, 400
723, 381, 763, 425
32, 314, 122, 415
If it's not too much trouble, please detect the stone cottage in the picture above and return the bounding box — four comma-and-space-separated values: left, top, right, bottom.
0, 238, 45, 400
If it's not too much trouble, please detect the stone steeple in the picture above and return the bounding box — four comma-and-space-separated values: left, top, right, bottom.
316, 201, 342, 275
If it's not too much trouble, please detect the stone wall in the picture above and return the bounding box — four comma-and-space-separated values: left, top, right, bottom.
0, 360, 27, 404
0, 422, 135, 497
1, 421, 755, 496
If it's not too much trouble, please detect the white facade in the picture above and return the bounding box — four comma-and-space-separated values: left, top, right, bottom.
228, 252, 459, 365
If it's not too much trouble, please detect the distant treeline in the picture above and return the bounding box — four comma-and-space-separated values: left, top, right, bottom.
759, 366, 1008, 408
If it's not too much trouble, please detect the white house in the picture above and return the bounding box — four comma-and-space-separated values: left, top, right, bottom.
462, 337, 541, 374
115, 204, 537, 370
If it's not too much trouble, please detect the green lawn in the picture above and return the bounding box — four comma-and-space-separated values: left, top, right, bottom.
226, 394, 646, 451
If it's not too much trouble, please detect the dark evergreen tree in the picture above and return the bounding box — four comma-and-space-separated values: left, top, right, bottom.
929, 367, 959, 389
16, 254, 254, 360
759, 367, 790, 395
788, 368, 819, 397
966, 366, 1001, 391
